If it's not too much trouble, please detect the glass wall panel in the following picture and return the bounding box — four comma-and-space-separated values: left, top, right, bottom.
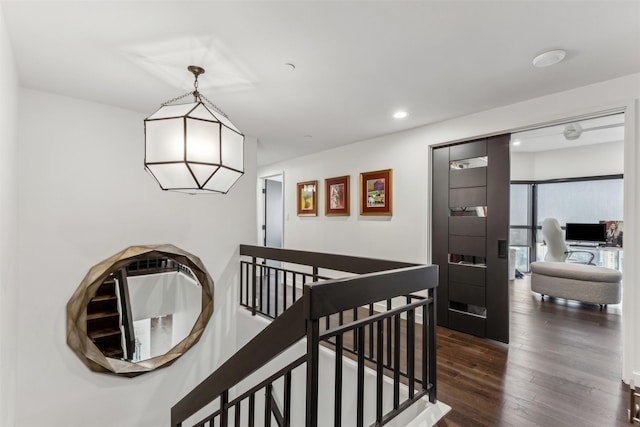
510, 184, 533, 272
450, 156, 487, 169
510, 184, 531, 226
509, 228, 530, 246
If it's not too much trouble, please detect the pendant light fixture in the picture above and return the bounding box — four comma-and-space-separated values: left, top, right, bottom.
144, 65, 245, 194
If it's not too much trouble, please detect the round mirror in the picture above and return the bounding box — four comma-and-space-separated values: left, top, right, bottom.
66, 244, 213, 377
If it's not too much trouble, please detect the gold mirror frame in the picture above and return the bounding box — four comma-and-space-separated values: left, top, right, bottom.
66, 244, 214, 377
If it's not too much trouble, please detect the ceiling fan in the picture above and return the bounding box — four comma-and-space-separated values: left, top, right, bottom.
563, 121, 623, 141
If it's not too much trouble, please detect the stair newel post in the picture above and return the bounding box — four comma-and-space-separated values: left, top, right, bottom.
251, 256, 257, 315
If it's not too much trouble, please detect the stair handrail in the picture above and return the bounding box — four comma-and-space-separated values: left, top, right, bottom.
171, 245, 438, 427
239, 244, 418, 274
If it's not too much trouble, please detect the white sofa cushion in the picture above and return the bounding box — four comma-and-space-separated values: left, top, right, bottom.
530, 261, 621, 283
530, 261, 621, 305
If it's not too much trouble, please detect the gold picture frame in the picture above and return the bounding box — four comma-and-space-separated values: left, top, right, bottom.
297, 180, 318, 216
325, 175, 350, 216
360, 169, 392, 216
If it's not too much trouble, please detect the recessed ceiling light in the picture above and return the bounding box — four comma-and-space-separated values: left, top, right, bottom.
393, 111, 408, 119
512, 140, 521, 146
532, 49, 567, 68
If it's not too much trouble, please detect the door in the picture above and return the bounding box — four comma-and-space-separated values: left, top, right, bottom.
432, 135, 510, 343
264, 177, 283, 249
262, 176, 284, 315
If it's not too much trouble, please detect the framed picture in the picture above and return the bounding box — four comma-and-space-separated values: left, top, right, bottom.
602, 220, 623, 247
297, 180, 318, 216
325, 175, 350, 216
360, 169, 392, 216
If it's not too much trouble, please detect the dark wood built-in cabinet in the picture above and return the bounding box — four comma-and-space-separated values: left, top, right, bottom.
432, 135, 510, 343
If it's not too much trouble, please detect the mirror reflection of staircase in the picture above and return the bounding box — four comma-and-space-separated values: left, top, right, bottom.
85, 256, 194, 361
86, 276, 124, 358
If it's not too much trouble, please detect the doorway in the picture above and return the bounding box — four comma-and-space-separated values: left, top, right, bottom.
263, 174, 283, 249
509, 112, 625, 276
260, 174, 284, 315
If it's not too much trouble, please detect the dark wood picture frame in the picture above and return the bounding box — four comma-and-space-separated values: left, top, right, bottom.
297, 180, 318, 216
325, 175, 350, 216
360, 169, 393, 216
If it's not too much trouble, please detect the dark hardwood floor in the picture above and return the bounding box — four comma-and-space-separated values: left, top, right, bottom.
435, 274, 627, 427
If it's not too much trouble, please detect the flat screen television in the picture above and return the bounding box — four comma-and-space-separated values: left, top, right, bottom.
565, 223, 606, 243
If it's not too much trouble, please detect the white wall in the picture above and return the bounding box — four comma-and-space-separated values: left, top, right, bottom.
128, 272, 200, 321
0, 5, 19, 427
259, 73, 640, 384
16, 89, 257, 427
260, 135, 431, 264
128, 272, 202, 353
511, 140, 624, 181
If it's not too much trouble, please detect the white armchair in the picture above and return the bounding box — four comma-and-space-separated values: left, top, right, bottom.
541, 218, 595, 264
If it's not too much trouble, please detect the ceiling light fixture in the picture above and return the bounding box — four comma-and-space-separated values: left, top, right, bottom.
532, 49, 567, 68
512, 140, 521, 146
393, 111, 408, 119
144, 65, 245, 194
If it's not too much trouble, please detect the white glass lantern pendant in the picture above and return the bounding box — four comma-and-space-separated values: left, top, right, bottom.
144, 66, 245, 194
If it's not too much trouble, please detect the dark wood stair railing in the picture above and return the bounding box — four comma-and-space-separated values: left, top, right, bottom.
171, 245, 438, 427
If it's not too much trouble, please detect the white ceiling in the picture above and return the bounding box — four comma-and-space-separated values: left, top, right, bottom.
3, 1, 639, 166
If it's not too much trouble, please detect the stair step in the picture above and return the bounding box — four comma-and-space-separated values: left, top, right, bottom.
88, 327, 121, 340
90, 295, 117, 303
87, 311, 119, 321
95, 279, 117, 296
101, 346, 124, 358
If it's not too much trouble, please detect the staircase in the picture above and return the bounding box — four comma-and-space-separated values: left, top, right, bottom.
86, 276, 124, 358
171, 245, 440, 427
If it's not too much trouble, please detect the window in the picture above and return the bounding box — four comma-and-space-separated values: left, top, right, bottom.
510, 184, 533, 272
536, 179, 623, 227
510, 176, 623, 271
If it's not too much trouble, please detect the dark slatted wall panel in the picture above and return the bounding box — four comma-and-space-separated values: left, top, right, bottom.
431, 135, 510, 343
432, 146, 450, 326
485, 134, 511, 342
